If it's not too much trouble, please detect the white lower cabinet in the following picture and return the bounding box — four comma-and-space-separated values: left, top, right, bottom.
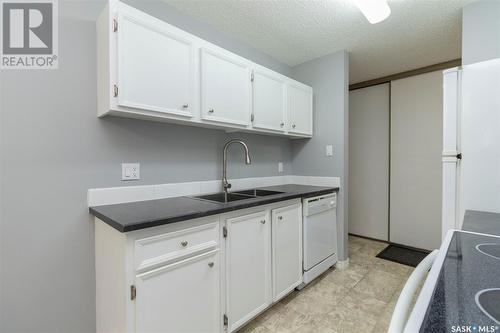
94, 199, 303, 333
135, 250, 220, 333
271, 203, 303, 301
224, 210, 272, 332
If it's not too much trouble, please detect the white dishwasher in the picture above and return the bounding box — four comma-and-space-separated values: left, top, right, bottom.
300, 193, 338, 287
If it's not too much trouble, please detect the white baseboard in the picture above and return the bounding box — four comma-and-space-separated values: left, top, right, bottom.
88, 175, 340, 207
336, 258, 349, 270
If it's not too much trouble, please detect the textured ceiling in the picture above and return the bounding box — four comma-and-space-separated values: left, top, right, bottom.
164, 0, 474, 83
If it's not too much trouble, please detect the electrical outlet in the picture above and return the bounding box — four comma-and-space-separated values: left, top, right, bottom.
326, 145, 333, 157
122, 163, 140, 181
278, 162, 284, 173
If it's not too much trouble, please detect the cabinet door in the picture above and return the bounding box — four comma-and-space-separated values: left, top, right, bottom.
252, 69, 286, 132
201, 48, 251, 126
225, 211, 271, 332
117, 13, 195, 117
288, 83, 313, 136
272, 203, 302, 301
135, 251, 220, 333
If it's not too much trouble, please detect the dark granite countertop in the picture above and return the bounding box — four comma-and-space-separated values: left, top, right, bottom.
420, 216, 500, 332
462, 210, 500, 237
89, 184, 338, 232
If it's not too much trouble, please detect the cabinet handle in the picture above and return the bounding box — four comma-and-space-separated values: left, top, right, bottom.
278, 216, 283, 220
181, 241, 188, 247
292, 124, 296, 129
208, 109, 214, 114
182, 104, 189, 108
280, 122, 285, 127
260, 220, 266, 224
208, 262, 214, 268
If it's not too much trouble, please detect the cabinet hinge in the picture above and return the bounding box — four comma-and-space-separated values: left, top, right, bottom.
223, 314, 228, 327
223, 226, 227, 238
251, 72, 254, 82
130, 285, 136, 301
251, 114, 254, 122
112, 19, 118, 32
113, 84, 118, 97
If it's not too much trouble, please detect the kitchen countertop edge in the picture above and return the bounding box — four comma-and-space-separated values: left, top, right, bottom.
89, 185, 339, 233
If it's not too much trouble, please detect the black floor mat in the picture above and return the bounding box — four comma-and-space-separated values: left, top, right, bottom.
376, 244, 430, 267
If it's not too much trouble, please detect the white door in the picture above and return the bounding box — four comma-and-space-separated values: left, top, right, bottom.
271, 203, 302, 301
201, 48, 251, 126
135, 251, 220, 333
459, 58, 500, 222
225, 211, 271, 332
117, 13, 195, 117
390, 71, 443, 250
287, 83, 313, 135
252, 69, 286, 132
349, 84, 390, 240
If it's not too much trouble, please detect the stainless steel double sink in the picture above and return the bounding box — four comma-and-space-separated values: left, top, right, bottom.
192, 189, 284, 204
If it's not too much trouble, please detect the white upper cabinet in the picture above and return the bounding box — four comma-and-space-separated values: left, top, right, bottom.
251, 68, 287, 132
287, 83, 313, 136
97, 0, 313, 137
117, 13, 195, 118
200, 48, 251, 126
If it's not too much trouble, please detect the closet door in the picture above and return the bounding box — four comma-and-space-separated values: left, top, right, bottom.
348, 84, 390, 241
390, 71, 443, 250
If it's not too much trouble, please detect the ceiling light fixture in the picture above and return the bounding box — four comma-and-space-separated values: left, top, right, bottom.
353, 0, 391, 24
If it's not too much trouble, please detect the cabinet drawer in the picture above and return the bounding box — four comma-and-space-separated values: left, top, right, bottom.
134, 222, 219, 272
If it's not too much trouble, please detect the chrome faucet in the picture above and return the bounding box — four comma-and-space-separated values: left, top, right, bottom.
222, 139, 251, 194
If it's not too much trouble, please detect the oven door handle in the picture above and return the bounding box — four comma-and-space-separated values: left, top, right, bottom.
388, 249, 439, 333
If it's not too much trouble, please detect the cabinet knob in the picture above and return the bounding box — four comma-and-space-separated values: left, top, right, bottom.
182, 104, 189, 108
278, 216, 283, 220
292, 124, 296, 129
208, 262, 214, 268
181, 241, 188, 247
208, 109, 214, 114
280, 123, 285, 127
260, 220, 266, 224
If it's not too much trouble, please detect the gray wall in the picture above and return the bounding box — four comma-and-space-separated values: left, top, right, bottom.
0, 1, 293, 332
291, 51, 350, 261
462, 0, 500, 65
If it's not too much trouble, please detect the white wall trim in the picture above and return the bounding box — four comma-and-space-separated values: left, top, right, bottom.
289, 176, 340, 188
336, 259, 349, 270
88, 175, 340, 206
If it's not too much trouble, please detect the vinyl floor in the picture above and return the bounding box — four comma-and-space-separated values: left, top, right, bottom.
238, 235, 414, 333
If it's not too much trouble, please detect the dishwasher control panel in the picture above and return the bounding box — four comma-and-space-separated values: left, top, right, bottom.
303, 193, 336, 216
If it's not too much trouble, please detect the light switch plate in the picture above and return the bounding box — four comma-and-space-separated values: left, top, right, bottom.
122, 163, 140, 181
326, 145, 333, 157
278, 162, 283, 173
